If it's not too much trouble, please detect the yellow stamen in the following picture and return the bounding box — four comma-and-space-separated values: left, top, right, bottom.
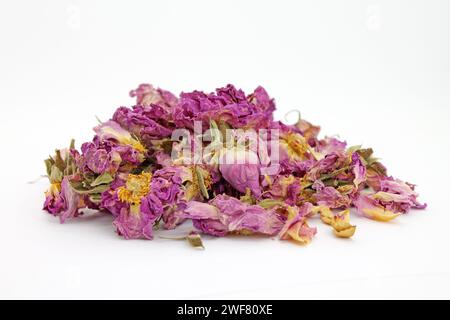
283, 133, 308, 160
117, 172, 152, 205
45, 182, 61, 197
129, 140, 147, 154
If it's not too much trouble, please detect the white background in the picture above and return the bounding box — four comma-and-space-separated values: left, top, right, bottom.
0, 0, 449, 299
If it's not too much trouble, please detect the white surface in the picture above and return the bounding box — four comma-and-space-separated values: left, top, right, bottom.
0, 0, 449, 299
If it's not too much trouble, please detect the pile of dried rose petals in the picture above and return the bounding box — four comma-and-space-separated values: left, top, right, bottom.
42, 84, 426, 248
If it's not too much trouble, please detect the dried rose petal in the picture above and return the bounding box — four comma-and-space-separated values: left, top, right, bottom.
41, 83, 426, 248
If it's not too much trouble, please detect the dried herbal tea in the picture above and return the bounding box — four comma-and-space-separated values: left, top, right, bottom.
42, 84, 426, 246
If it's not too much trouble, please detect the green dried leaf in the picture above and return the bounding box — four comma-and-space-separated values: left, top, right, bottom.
240, 188, 256, 205
70, 180, 110, 195
49, 166, 63, 184
210, 119, 219, 131
44, 158, 53, 177
209, 119, 223, 143
347, 145, 362, 154
91, 172, 114, 187
356, 148, 373, 160
195, 166, 209, 199
217, 121, 231, 141
89, 194, 103, 204
303, 166, 350, 189
69, 162, 78, 176
54, 149, 66, 172
369, 161, 387, 176
258, 199, 284, 209
95, 115, 103, 124
159, 232, 205, 249
321, 166, 348, 181
187, 232, 205, 249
